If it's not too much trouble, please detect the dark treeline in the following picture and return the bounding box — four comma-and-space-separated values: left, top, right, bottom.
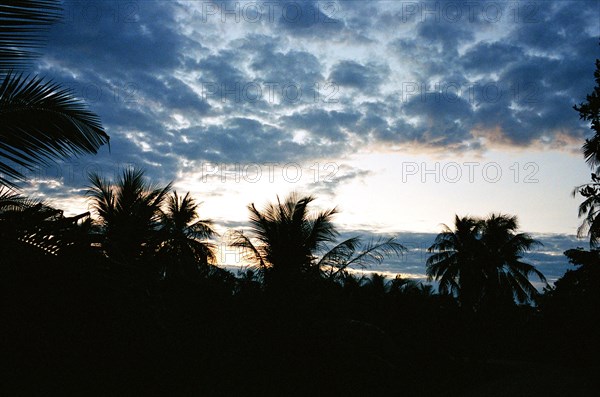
1, 172, 599, 395
1, 2, 599, 395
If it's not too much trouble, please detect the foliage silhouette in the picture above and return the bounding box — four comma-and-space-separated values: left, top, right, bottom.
233, 192, 405, 287
157, 191, 217, 280
0, 0, 61, 71
573, 53, 600, 247
0, 186, 91, 257
4, 168, 596, 395
0, 1, 108, 188
86, 168, 172, 266
427, 214, 546, 311
574, 56, 600, 170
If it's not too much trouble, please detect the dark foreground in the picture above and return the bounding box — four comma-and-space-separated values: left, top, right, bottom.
3, 257, 599, 396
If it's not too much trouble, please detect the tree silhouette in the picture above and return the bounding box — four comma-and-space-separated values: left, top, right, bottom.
0, 1, 109, 188
233, 193, 338, 284
573, 173, 600, 248
427, 214, 546, 310
157, 191, 217, 279
574, 57, 600, 170
0, 187, 91, 258
86, 168, 171, 265
233, 192, 404, 286
573, 55, 600, 247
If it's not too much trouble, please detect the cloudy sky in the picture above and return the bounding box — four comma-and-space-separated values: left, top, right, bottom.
21, 0, 600, 282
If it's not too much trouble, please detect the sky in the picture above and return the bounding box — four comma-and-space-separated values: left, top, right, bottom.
17, 0, 600, 283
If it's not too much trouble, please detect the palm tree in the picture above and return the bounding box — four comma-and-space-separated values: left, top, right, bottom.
318, 236, 405, 283
0, 187, 91, 258
573, 174, 600, 248
0, 1, 109, 188
427, 214, 546, 310
86, 168, 171, 265
389, 275, 433, 296
478, 214, 547, 306
157, 191, 217, 279
426, 215, 481, 308
573, 55, 600, 247
233, 192, 405, 285
574, 58, 600, 170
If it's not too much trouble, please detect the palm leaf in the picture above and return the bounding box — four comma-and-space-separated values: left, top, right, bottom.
231, 229, 266, 269
0, 73, 109, 186
325, 237, 405, 280
0, 0, 62, 72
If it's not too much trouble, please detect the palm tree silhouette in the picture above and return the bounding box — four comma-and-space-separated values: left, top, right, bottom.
0, 1, 109, 188
573, 174, 600, 248
427, 214, 546, 310
157, 191, 217, 279
86, 168, 171, 266
233, 192, 404, 285
0, 187, 91, 257
574, 58, 600, 170
426, 215, 480, 308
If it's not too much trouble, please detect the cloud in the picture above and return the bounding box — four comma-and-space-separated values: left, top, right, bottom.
416, 18, 474, 52
276, 0, 345, 36
8, 0, 596, 244
460, 41, 524, 73
27, 0, 598, 173
329, 60, 389, 94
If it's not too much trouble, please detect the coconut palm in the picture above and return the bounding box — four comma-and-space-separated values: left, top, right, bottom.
0, 1, 109, 188
86, 168, 171, 265
478, 214, 547, 306
157, 191, 217, 279
574, 58, 600, 170
319, 236, 406, 283
573, 56, 600, 247
426, 215, 482, 308
427, 214, 546, 310
573, 174, 600, 248
389, 275, 433, 296
233, 193, 405, 285
0, 187, 91, 258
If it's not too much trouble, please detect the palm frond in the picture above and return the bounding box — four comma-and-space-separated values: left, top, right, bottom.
323, 237, 405, 281
318, 236, 361, 278
344, 237, 406, 268
0, 0, 62, 72
0, 73, 109, 186
231, 230, 266, 269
